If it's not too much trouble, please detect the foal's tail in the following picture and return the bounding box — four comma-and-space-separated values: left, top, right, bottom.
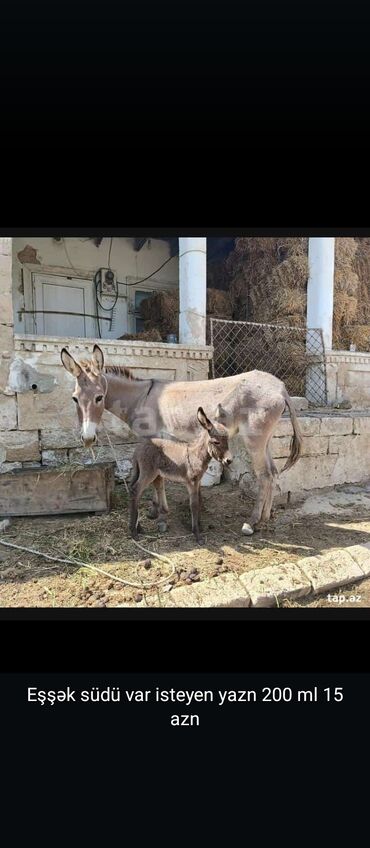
281, 391, 303, 472
128, 456, 140, 490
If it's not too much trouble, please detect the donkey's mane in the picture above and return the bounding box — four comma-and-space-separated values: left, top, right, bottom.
78, 359, 141, 381
104, 365, 142, 381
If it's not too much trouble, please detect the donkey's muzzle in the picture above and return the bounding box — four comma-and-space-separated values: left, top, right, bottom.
81, 434, 97, 447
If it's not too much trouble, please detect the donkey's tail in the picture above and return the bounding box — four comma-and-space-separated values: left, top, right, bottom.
281, 392, 303, 472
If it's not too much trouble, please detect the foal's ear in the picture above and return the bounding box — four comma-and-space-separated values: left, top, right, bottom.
92, 344, 104, 372
197, 407, 213, 431
61, 348, 81, 378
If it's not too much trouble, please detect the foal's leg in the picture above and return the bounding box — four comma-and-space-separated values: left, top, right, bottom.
147, 477, 160, 519
154, 476, 169, 533
129, 470, 154, 538
187, 481, 203, 543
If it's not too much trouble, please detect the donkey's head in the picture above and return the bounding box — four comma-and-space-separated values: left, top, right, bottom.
197, 407, 233, 466
61, 344, 107, 447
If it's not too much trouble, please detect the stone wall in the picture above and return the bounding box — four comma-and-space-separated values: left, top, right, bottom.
227, 412, 370, 497
0, 336, 212, 476
326, 351, 370, 407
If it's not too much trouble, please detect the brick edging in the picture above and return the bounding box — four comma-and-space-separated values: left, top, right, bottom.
120, 542, 370, 608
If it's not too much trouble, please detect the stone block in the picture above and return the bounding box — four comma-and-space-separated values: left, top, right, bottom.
224, 436, 252, 483
0, 430, 40, 461
40, 428, 81, 450
275, 416, 320, 437
353, 416, 370, 435
328, 434, 359, 455
17, 382, 76, 430
42, 450, 69, 466
291, 397, 309, 410
190, 573, 250, 607
163, 584, 201, 607
297, 417, 321, 436
0, 395, 17, 430
238, 563, 311, 607
346, 543, 370, 577
271, 436, 291, 459
274, 419, 294, 438
301, 436, 329, 457
320, 416, 353, 436
298, 550, 364, 593
275, 454, 339, 493
164, 573, 250, 607
0, 461, 22, 473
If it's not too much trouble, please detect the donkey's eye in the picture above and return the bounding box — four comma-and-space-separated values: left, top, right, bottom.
212, 439, 221, 446
95, 395, 103, 403
72, 397, 78, 404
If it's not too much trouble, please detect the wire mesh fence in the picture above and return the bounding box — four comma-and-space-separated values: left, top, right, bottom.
209, 318, 327, 407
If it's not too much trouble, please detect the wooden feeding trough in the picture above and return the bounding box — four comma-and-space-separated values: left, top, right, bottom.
0, 462, 116, 517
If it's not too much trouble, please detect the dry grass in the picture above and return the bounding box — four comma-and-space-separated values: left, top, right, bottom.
226, 237, 370, 352
118, 329, 162, 342
140, 288, 232, 340
2, 481, 370, 607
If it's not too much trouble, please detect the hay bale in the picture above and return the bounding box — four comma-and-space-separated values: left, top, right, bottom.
140, 291, 179, 338
333, 291, 358, 326
226, 237, 370, 351
207, 288, 232, 318
338, 324, 370, 352
140, 287, 232, 340
118, 329, 162, 342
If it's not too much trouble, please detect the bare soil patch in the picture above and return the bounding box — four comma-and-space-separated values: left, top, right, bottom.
1, 481, 370, 607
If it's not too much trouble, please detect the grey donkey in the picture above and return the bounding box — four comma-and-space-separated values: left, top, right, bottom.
128, 407, 233, 543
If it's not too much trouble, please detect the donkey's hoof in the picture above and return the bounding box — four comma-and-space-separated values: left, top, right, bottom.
157, 520, 168, 534
242, 522, 254, 536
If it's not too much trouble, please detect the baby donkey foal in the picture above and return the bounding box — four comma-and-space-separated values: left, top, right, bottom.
129, 407, 233, 543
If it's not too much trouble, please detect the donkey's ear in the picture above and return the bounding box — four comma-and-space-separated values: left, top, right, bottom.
197, 407, 213, 431
215, 403, 224, 420
61, 348, 81, 378
92, 344, 104, 372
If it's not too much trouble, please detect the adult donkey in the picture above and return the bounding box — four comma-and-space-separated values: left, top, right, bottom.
61, 344, 302, 535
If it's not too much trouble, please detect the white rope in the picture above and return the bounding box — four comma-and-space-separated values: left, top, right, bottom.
0, 538, 176, 590
101, 424, 130, 494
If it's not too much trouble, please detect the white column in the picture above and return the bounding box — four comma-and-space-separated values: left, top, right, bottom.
307, 237, 335, 351
179, 237, 207, 345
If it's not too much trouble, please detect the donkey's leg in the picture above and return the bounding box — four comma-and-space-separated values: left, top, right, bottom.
240, 436, 274, 535
260, 443, 278, 522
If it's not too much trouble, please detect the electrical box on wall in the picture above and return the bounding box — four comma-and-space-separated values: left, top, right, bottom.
98, 268, 117, 294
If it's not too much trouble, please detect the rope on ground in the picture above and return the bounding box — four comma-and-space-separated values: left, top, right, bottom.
0, 539, 176, 590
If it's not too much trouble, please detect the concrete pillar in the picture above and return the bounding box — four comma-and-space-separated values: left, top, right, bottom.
307, 237, 335, 351
0, 238, 15, 394
179, 237, 207, 345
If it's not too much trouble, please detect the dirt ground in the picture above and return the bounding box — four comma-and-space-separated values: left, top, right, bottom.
1, 480, 370, 608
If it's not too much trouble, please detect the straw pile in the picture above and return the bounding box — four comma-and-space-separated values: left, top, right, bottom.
140, 291, 179, 338
140, 288, 232, 340
226, 237, 370, 351
118, 329, 162, 342
226, 237, 309, 327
